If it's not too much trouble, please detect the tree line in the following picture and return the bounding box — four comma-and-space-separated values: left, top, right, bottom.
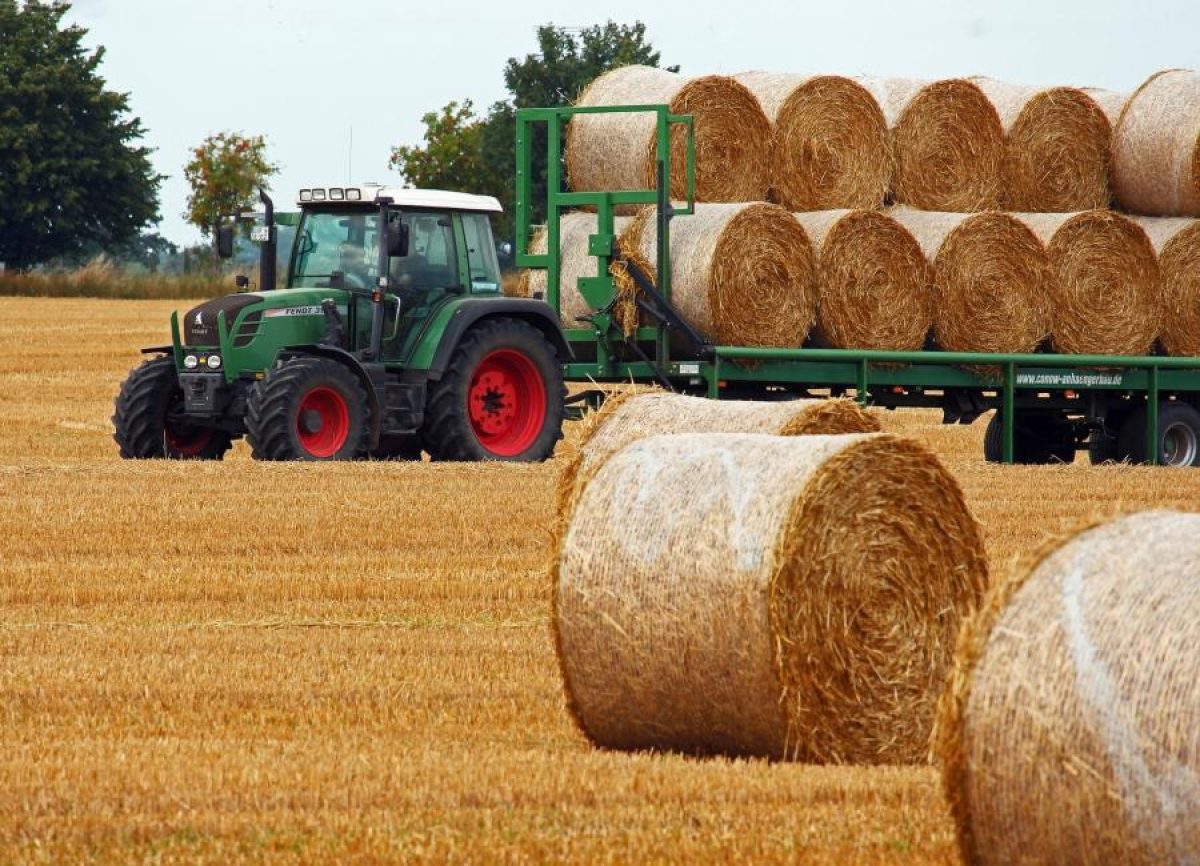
1, 1, 667, 271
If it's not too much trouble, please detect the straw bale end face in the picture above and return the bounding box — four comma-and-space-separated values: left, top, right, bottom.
880, 78, 1005, 212
553, 432, 987, 763
566, 66, 771, 208
937, 511, 1200, 866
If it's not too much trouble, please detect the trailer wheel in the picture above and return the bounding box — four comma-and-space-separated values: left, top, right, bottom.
423, 317, 564, 461
1118, 403, 1200, 467
246, 357, 368, 460
983, 412, 1075, 465
113, 356, 232, 459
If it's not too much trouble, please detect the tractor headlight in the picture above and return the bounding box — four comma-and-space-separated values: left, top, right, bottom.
206, 354, 222, 370
183, 354, 199, 369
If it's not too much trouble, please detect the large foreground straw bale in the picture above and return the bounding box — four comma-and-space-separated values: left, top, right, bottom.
1129, 216, 1200, 356
554, 432, 988, 763
889, 208, 1050, 354
520, 213, 631, 327
937, 511, 1200, 866
1015, 211, 1160, 355
734, 72, 890, 210
566, 66, 770, 208
862, 78, 1003, 211
972, 78, 1116, 211
626, 202, 818, 347
561, 393, 880, 509
1112, 69, 1200, 216
796, 209, 932, 350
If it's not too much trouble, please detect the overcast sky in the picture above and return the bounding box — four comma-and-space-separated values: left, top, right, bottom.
66, 0, 1198, 246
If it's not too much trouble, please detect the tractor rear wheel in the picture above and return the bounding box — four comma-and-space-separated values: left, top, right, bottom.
246, 357, 368, 460
113, 356, 232, 459
423, 318, 564, 461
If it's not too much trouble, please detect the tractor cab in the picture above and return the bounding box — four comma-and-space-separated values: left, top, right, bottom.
113, 184, 568, 463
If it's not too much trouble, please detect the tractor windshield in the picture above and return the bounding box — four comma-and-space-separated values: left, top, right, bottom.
290, 208, 462, 292
290, 209, 380, 289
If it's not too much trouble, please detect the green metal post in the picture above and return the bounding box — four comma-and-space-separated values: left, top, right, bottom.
856, 359, 869, 406
1002, 362, 1016, 465
1147, 365, 1160, 466
545, 113, 562, 316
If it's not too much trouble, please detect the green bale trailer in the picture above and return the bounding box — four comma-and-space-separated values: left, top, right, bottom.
513, 104, 1200, 467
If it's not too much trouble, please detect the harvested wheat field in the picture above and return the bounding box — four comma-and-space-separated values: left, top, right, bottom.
3, 296, 1200, 864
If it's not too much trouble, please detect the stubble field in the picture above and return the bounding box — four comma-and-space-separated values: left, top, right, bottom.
1, 296, 1196, 864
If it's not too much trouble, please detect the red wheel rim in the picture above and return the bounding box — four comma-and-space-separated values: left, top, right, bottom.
165, 424, 214, 457
297, 386, 350, 457
468, 349, 547, 457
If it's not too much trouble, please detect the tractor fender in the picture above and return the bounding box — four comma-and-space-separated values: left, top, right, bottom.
421, 298, 571, 380
277, 344, 383, 448
140, 345, 173, 355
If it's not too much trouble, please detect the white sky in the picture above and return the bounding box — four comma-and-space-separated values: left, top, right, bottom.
66, 0, 1198, 246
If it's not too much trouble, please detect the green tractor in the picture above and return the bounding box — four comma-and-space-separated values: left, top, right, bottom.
113, 185, 568, 461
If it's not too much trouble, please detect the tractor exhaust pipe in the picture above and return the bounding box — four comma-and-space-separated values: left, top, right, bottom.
259, 188, 277, 292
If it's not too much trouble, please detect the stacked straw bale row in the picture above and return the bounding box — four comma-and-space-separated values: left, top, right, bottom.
526, 204, 1199, 357
569, 65, 1200, 218
553, 393, 987, 763
568, 65, 1152, 213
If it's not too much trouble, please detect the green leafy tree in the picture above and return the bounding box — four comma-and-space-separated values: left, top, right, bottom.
183, 132, 278, 254
388, 100, 505, 203
387, 22, 669, 244
0, 0, 162, 271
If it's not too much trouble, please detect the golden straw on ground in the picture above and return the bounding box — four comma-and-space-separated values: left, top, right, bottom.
623, 202, 818, 347
972, 77, 1117, 211
888, 208, 1050, 354
1129, 216, 1200, 356
734, 72, 890, 210
936, 511, 1200, 866
566, 65, 771, 209
1015, 210, 1160, 356
1112, 69, 1200, 216
795, 209, 932, 350
554, 431, 987, 764
861, 77, 1004, 211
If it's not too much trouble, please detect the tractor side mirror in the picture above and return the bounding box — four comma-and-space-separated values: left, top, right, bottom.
387, 222, 409, 258
216, 225, 235, 259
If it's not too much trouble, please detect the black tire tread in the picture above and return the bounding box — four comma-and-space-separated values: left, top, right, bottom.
112, 355, 231, 460
245, 357, 368, 461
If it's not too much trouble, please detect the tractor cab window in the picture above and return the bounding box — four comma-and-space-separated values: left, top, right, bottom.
388, 211, 457, 291
461, 213, 500, 291
291, 209, 380, 289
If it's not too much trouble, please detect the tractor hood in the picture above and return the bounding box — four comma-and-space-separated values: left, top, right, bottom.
182, 294, 263, 346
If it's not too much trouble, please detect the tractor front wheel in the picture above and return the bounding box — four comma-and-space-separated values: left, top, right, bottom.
112, 355, 232, 459
246, 357, 368, 460
423, 318, 564, 461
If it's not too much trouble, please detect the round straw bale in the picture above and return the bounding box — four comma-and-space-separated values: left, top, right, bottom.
626, 202, 818, 347
936, 511, 1200, 866
1129, 216, 1200, 356
554, 431, 988, 763
734, 72, 891, 210
1112, 69, 1200, 216
566, 65, 771, 209
795, 209, 933, 350
888, 208, 1051, 353
1014, 211, 1160, 355
520, 212, 632, 327
1083, 87, 1128, 128
860, 77, 1004, 211
971, 77, 1115, 211
560, 392, 880, 511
